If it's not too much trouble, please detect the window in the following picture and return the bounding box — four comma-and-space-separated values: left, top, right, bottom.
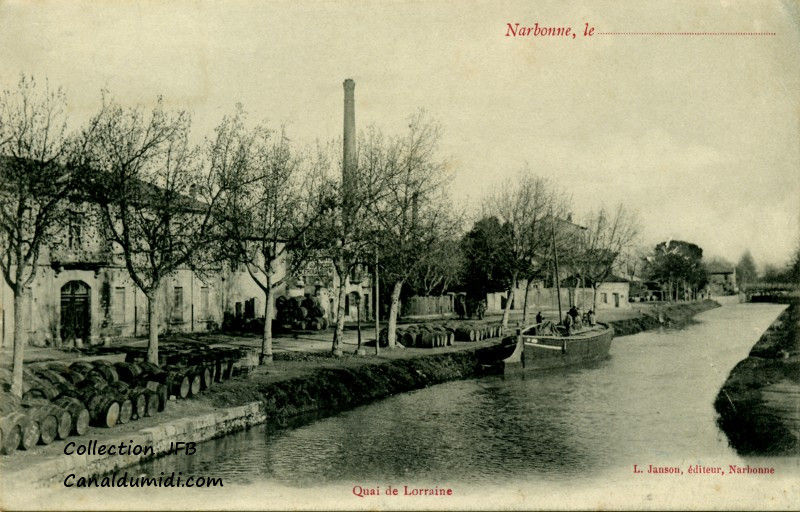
601, 293, 608, 304
172, 287, 184, 321
200, 287, 209, 320
67, 211, 82, 249
112, 287, 126, 324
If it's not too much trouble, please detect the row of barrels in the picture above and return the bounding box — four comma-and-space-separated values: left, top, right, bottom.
123, 343, 245, 372
0, 344, 247, 455
396, 325, 454, 348
448, 323, 503, 342
0, 393, 87, 454
0, 358, 208, 455
379, 322, 504, 348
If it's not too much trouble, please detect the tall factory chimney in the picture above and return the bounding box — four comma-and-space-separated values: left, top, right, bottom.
342, 78, 356, 197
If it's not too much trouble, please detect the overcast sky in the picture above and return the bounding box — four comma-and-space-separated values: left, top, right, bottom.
2, 0, 798, 268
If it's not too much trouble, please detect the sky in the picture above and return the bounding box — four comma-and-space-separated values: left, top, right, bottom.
1, 0, 798, 269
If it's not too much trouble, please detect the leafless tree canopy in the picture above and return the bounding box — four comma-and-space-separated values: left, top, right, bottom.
0, 75, 76, 395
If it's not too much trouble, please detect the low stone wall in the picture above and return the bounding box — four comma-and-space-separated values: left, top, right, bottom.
6, 402, 265, 490
715, 301, 800, 455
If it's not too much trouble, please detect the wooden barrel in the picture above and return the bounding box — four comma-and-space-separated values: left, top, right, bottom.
24, 399, 71, 441
116, 397, 133, 425
114, 362, 143, 383
54, 397, 90, 436
33, 368, 69, 387
23, 407, 58, 445
108, 382, 135, 425
129, 389, 147, 420
167, 371, 190, 399
0, 413, 23, 454
200, 365, 213, 390
145, 381, 168, 412
142, 389, 160, 417
420, 333, 433, 348
92, 361, 119, 384
187, 368, 201, 396
79, 371, 109, 391
87, 392, 120, 428
222, 359, 234, 380
69, 361, 96, 375
213, 359, 223, 383
21, 373, 60, 401
49, 404, 72, 440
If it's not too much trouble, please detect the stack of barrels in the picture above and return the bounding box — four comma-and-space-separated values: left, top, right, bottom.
0, 366, 89, 454
379, 321, 503, 348
0, 343, 248, 455
448, 322, 503, 342
395, 325, 454, 348
121, 343, 246, 387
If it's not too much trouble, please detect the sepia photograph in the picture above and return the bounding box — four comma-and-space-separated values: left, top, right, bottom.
0, 0, 798, 509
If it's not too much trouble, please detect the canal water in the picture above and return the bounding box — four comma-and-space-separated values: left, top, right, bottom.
72, 302, 790, 509
135, 304, 794, 484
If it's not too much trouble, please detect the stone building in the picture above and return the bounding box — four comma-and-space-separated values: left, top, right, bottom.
0, 199, 256, 348
706, 262, 738, 295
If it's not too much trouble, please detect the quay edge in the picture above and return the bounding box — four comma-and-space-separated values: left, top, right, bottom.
2, 300, 720, 490
715, 300, 800, 455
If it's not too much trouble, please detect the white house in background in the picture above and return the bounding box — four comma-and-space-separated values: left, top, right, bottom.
486, 276, 631, 315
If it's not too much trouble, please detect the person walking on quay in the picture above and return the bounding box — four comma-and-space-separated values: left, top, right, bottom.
536, 311, 543, 324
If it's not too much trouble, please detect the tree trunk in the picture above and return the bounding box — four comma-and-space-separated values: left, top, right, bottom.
146, 292, 159, 365
501, 274, 516, 329
522, 279, 532, 326
387, 280, 403, 348
374, 255, 380, 356
260, 280, 274, 365
331, 268, 346, 357
592, 284, 598, 312
10, 287, 26, 397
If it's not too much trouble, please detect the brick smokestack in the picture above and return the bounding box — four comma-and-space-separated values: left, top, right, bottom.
343, 78, 356, 196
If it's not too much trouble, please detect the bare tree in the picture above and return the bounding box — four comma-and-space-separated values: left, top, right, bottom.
215, 108, 331, 364
574, 204, 639, 312
80, 96, 224, 365
407, 237, 464, 296
484, 171, 562, 329
0, 76, 76, 396
301, 135, 381, 356
371, 113, 454, 347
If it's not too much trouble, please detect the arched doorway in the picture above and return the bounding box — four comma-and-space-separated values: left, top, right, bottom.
61, 281, 90, 344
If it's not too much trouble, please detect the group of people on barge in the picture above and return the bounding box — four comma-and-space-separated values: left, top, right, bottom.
534, 306, 597, 336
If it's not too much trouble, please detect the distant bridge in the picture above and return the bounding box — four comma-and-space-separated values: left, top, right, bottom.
741, 282, 799, 303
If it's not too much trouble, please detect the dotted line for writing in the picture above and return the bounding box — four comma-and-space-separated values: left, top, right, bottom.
597, 31, 776, 36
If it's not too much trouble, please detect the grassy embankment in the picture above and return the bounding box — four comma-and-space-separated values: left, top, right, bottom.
715, 300, 800, 455
203, 300, 721, 427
